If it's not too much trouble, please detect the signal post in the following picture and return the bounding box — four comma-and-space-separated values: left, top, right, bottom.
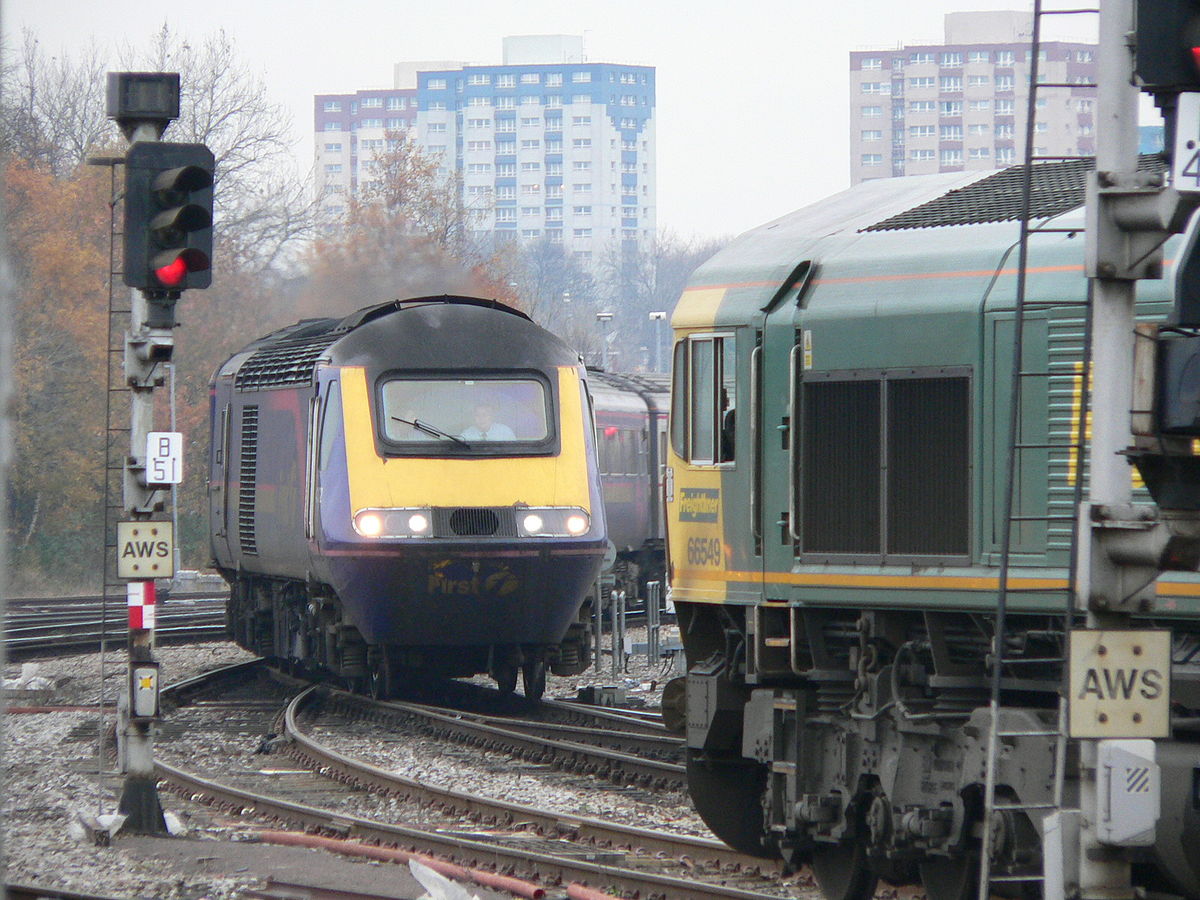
106, 72, 213, 833
1076, 1, 1200, 898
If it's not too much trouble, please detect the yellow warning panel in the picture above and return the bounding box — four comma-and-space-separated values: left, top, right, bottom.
1068, 629, 1171, 739
116, 521, 175, 579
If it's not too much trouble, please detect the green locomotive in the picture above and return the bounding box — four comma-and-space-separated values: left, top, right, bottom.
665, 162, 1200, 900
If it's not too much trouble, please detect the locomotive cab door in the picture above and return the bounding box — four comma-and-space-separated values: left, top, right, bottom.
208, 399, 233, 564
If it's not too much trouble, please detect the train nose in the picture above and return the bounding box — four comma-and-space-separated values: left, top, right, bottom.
1154, 744, 1200, 897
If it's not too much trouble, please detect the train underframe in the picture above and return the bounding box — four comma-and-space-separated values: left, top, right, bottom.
221, 571, 595, 701
675, 601, 1200, 900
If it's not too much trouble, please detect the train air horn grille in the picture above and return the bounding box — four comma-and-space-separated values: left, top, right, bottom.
449, 508, 501, 536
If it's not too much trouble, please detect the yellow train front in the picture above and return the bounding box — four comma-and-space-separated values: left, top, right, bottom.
210, 296, 607, 699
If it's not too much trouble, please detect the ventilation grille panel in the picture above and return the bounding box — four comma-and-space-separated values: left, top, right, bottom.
238, 405, 259, 555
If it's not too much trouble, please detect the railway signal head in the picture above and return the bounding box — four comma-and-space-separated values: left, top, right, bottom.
123, 141, 214, 294
1134, 0, 1200, 93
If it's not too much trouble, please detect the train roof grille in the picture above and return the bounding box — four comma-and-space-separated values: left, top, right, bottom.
235, 332, 341, 391
861, 155, 1166, 233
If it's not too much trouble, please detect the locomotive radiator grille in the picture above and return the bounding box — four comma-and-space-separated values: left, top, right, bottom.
435, 507, 518, 537
237, 405, 259, 555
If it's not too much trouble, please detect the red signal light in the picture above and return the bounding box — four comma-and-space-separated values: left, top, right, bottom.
155, 257, 188, 287
604, 425, 618, 437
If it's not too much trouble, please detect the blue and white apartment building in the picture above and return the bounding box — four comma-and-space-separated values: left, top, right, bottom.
315, 35, 657, 264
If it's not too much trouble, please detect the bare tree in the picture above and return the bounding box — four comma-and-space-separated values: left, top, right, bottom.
0, 30, 117, 175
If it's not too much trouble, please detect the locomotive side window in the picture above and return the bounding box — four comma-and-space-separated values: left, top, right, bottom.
379, 375, 551, 451
800, 371, 969, 560
674, 333, 736, 466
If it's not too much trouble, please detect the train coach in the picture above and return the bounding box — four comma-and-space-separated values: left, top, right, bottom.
663, 161, 1200, 900
208, 295, 608, 700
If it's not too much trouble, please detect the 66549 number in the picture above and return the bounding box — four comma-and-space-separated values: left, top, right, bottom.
686, 537, 722, 567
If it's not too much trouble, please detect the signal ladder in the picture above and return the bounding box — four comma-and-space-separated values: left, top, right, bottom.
980, 2, 1098, 898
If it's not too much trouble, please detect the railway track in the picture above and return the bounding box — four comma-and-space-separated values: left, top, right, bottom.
154, 661, 798, 900
4, 592, 228, 657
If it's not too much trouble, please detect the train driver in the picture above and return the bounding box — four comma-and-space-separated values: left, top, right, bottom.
460, 402, 516, 441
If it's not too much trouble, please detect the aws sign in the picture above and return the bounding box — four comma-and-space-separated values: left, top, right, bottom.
1068, 629, 1172, 739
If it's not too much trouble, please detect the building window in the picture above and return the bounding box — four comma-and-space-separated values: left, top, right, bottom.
495, 185, 515, 199
521, 161, 541, 171
467, 140, 492, 151
521, 139, 541, 150
468, 74, 491, 86
968, 123, 990, 136
574, 183, 593, 192
996, 50, 1015, 65
360, 118, 383, 128
940, 101, 962, 116
323, 100, 341, 111
572, 71, 592, 82
427, 101, 446, 111
995, 123, 1015, 138
362, 97, 383, 108
969, 147, 991, 159
941, 52, 962, 66
940, 125, 963, 140
572, 94, 591, 104
427, 78, 447, 90
911, 149, 935, 161
574, 227, 592, 237
387, 97, 407, 110
968, 50, 991, 63
1077, 50, 1094, 62
940, 149, 963, 166
861, 57, 883, 69
521, 96, 541, 105
521, 206, 541, 216
546, 185, 563, 198
325, 164, 342, 173
995, 76, 1015, 91
467, 163, 493, 174
324, 143, 342, 152
467, 118, 489, 129
573, 205, 592, 214
520, 117, 541, 128
861, 153, 883, 166
468, 97, 492, 107
995, 99, 1015, 114
861, 130, 883, 141
324, 122, 341, 131
497, 74, 516, 88
546, 208, 563, 220
547, 73, 563, 86
909, 100, 936, 112
496, 163, 517, 177
496, 119, 517, 132
496, 97, 516, 109
573, 160, 591, 170
427, 122, 447, 133
910, 52, 934, 64
573, 138, 592, 148
1035, 121, 1048, 133
997, 147, 1016, 163
520, 73, 540, 84
521, 183, 541, 194
862, 82, 887, 94
968, 75, 990, 87
909, 125, 936, 138
862, 105, 884, 117
496, 208, 516, 222
969, 99, 992, 111
1077, 99, 1094, 112
940, 76, 962, 92
909, 77, 935, 89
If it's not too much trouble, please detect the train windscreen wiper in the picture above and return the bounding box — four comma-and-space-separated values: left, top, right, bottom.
391, 416, 470, 447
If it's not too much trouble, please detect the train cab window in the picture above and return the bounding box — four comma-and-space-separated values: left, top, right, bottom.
379, 375, 551, 452
318, 382, 342, 472
672, 333, 736, 466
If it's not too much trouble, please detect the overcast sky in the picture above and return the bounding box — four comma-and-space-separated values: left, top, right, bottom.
3, 0, 1091, 241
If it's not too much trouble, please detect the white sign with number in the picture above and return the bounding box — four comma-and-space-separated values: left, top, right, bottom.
1173, 93, 1200, 193
146, 431, 183, 485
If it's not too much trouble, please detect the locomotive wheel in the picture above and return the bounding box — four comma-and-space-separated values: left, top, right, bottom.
811, 839, 878, 900
684, 747, 774, 859
521, 657, 547, 701
918, 854, 978, 900
493, 662, 518, 696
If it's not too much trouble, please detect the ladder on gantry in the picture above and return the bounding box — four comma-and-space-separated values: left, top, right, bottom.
978, 2, 1099, 897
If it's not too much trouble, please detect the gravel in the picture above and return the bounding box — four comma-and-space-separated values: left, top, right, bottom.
2, 629, 810, 899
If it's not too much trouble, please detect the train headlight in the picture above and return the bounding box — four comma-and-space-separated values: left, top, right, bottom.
355, 511, 384, 537
516, 508, 591, 537
353, 507, 434, 538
